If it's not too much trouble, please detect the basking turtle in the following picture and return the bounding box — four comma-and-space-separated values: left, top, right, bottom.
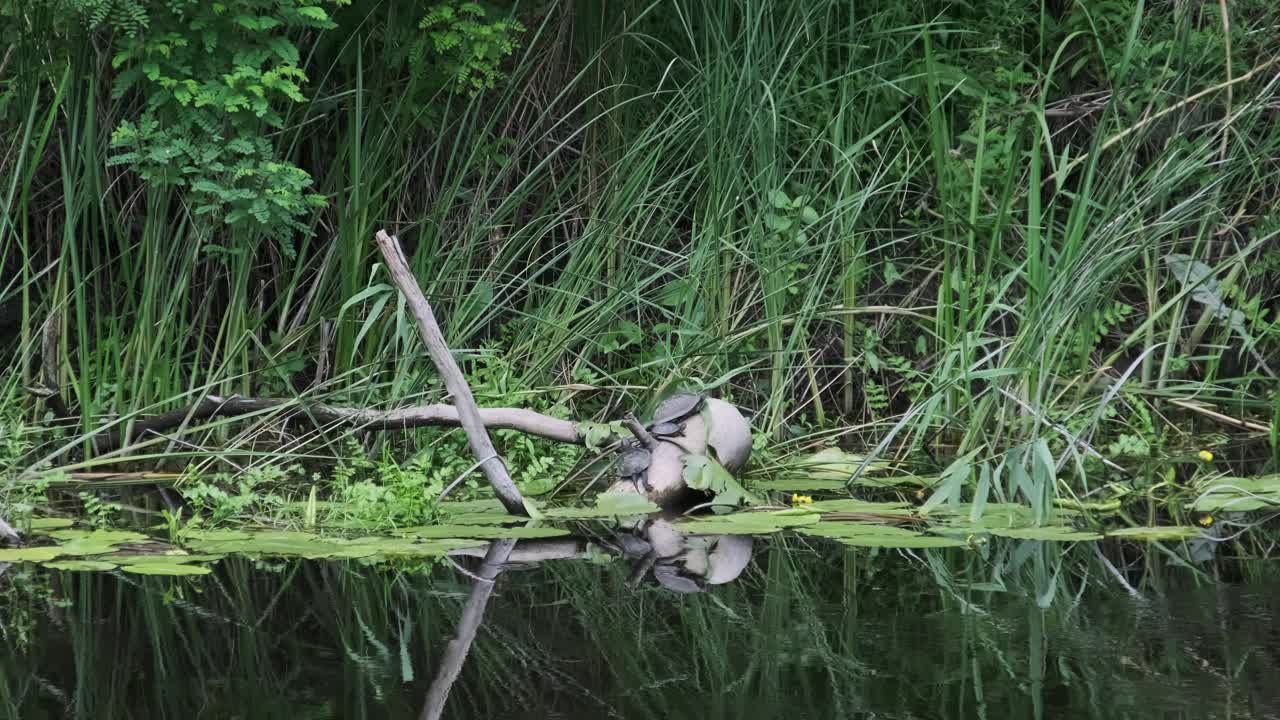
649, 421, 683, 438
652, 392, 705, 426
617, 446, 653, 492
647, 392, 705, 440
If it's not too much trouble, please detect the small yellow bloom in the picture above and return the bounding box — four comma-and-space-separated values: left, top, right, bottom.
1198, 450, 1214, 462
790, 494, 813, 506
1198, 515, 1214, 527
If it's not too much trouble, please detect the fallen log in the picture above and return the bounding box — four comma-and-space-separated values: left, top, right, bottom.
93, 395, 585, 453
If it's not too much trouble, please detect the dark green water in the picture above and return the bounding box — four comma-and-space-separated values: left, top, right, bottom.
4, 536, 1278, 719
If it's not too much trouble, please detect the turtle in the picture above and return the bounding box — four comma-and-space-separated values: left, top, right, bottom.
618, 446, 653, 492
649, 421, 684, 438
652, 392, 705, 426
652, 562, 705, 594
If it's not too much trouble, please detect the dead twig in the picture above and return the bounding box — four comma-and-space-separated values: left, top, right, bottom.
374, 229, 526, 515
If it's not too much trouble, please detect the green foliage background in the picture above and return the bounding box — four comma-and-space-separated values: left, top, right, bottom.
1, 0, 1278, 517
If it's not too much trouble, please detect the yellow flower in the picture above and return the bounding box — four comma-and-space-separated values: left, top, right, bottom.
1198, 450, 1214, 462
1198, 515, 1214, 527
790, 494, 813, 506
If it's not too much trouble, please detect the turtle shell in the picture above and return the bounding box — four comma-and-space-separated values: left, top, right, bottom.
649, 421, 683, 437
652, 392, 705, 425
653, 563, 704, 593
618, 447, 652, 477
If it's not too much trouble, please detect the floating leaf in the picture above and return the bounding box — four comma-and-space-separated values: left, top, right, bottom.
47, 529, 149, 556
27, 518, 76, 531
781, 447, 891, 482
808, 499, 912, 514
0, 546, 65, 562
121, 563, 212, 576
48, 529, 148, 543
798, 522, 967, 548
982, 526, 1101, 541
399, 525, 568, 540
178, 529, 253, 542
110, 553, 223, 565
1105, 526, 1201, 541
438, 498, 505, 515
342, 537, 481, 556
43, 560, 119, 572
540, 492, 659, 519
678, 509, 820, 535
931, 503, 1078, 529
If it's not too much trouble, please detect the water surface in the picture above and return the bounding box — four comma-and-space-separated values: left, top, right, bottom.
4, 536, 1278, 719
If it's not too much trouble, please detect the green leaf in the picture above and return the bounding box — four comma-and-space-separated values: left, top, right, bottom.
0, 547, 65, 563
43, 560, 119, 572
921, 450, 978, 513
121, 563, 213, 576
765, 214, 793, 233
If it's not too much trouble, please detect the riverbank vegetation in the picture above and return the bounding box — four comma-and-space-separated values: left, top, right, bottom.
2, 1, 1278, 533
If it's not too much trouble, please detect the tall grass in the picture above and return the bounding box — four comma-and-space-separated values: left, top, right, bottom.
1, 0, 1277, 511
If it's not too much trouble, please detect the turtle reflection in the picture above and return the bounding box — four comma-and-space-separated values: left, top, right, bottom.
446, 516, 755, 592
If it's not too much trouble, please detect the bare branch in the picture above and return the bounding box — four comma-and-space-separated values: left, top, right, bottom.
374, 230, 526, 514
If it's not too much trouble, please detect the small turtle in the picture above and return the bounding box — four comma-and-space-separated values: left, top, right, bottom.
618, 447, 653, 491
652, 562, 705, 594
652, 392, 705, 426
649, 421, 684, 438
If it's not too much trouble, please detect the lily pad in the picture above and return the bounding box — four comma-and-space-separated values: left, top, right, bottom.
343, 537, 481, 556
178, 529, 253, 542
798, 522, 967, 548
438, 498, 505, 514
809, 499, 913, 514
121, 563, 212, 576
0, 546, 65, 563
43, 560, 119, 572
782, 448, 892, 481
27, 517, 76, 531
48, 529, 150, 556
400, 525, 569, 540
1105, 526, 1201, 541
929, 503, 1079, 528
678, 509, 821, 535
110, 553, 223, 565
540, 492, 660, 519
984, 526, 1102, 541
